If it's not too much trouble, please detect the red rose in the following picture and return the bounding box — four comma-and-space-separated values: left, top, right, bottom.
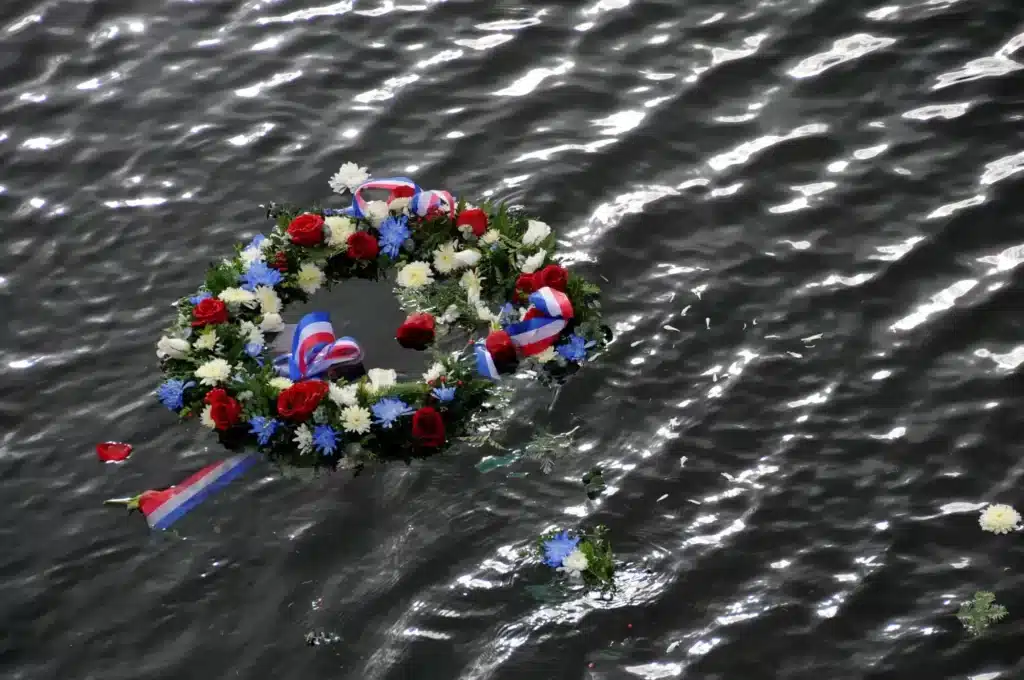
271, 251, 289, 272
347, 231, 379, 260
514, 272, 538, 302
388, 185, 416, 202
456, 208, 488, 237
191, 297, 228, 327
538, 264, 568, 292
485, 329, 517, 368
204, 388, 242, 430
277, 380, 329, 421
396, 313, 436, 351
287, 213, 325, 247
411, 407, 446, 447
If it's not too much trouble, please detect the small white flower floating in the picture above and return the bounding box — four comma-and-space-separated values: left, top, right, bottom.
537, 525, 616, 591
978, 503, 1021, 535
151, 163, 611, 472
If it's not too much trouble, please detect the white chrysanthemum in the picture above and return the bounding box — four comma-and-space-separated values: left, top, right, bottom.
260, 313, 285, 333
325, 216, 356, 247
195, 358, 231, 386
217, 287, 257, 307
341, 405, 372, 434
367, 368, 397, 393
200, 404, 216, 429
432, 241, 460, 274
364, 200, 390, 227
440, 304, 460, 324
237, 390, 254, 402
559, 549, 589, 578
534, 346, 557, 364
328, 162, 370, 194
979, 504, 1021, 534
269, 377, 294, 392
247, 326, 264, 346
476, 304, 497, 322
259, 237, 275, 252
521, 249, 547, 274
293, 424, 313, 453
329, 382, 359, 407
388, 196, 411, 214
240, 245, 264, 266
396, 261, 434, 289
480, 229, 500, 245
254, 286, 281, 315
156, 336, 190, 360
296, 262, 324, 295
193, 329, 218, 352
522, 219, 551, 246
423, 362, 447, 383
460, 269, 482, 301
456, 249, 481, 268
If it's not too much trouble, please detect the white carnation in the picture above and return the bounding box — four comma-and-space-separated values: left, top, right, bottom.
254, 286, 281, 315
195, 358, 231, 386
268, 377, 293, 392
156, 336, 190, 360
423, 362, 447, 383
456, 249, 481, 268
522, 219, 551, 245
520, 249, 547, 274
480, 229, 500, 245
325, 216, 356, 247
367, 368, 397, 393
396, 261, 434, 289
364, 200, 390, 227
200, 404, 217, 429
559, 549, 589, 578
432, 241, 460, 274
340, 405, 372, 434
293, 424, 313, 453
979, 504, 1021, 534
296, 262, 324, 295
329, 382, 359, 407
328, 162, 370, 194
260, 313, 285, 333
217, 287, 257, 307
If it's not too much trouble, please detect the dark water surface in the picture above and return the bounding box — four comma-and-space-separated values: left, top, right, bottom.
4, 0, 1024, 678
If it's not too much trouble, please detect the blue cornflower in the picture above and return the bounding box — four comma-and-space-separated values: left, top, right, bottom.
240, 261, 283, 291
156, 378, 194, 411
313, 424, 338, 456
542, 531, 580, 567
189, 291, 211, 305
248, 416, 279, 446
432, 386, 456, 403
245, 342, 264, 358
377, 215, 411, 258
371, 397, 414, 428
556, 334, 587, 363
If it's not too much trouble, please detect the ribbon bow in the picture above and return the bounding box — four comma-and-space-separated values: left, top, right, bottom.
345, 177, 456, 220
475, 287, 574, 379
273, 312, 364, 381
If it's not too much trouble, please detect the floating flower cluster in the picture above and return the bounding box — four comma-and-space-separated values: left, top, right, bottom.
154, 165, 610, 468
537, 525, 616, 591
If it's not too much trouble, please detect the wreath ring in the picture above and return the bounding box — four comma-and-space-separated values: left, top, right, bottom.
154, 164, 610, 471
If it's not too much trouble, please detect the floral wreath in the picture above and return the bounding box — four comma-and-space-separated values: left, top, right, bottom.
154, 164, 610, 470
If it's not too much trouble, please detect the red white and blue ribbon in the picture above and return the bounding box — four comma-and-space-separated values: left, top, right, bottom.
345, 177, 456, 219
274, 312, 363, 381
505, 287, 574, 357
139, 454, 259, 530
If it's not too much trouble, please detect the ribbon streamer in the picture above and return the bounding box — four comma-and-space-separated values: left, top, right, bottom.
474, 342, 501, 380
105, 454, 259, 531
345, 177, 456, 220
505, 287, 574, 357
273, 312, 364, 381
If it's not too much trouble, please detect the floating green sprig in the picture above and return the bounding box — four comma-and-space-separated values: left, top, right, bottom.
957, 591, 1007, 636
